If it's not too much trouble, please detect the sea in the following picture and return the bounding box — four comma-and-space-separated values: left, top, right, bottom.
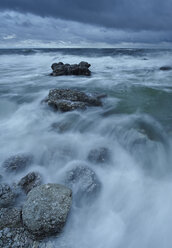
0, 48, 172, 248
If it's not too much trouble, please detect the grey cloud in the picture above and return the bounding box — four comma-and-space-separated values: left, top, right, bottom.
0, 11, 171, 48
0, 0, 172, 31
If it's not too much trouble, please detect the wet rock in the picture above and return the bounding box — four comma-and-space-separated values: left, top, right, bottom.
159, 66, 172, 71
18, 172, 42, 194
0, 184, 16, 207
88, 147, 110, 164
2, 154, 33, 173
65, 165, 101, 206
0, 208, 22, 229
49, 99, 86, 112
22, 184, 72, 237
0, 227, 36, 248
45, 88, 103, 112
51, 61, 91, 76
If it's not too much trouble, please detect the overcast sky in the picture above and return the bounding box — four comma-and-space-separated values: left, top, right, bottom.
0, 0, 172, 48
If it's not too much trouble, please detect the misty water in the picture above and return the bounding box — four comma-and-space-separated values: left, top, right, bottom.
0, 48, 172, 248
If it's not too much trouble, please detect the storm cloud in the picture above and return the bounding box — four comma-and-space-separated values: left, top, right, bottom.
0, 0, 172, 47
0, 0, 172, 31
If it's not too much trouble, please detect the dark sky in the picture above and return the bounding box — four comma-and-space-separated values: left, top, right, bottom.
0, 0, 172, 47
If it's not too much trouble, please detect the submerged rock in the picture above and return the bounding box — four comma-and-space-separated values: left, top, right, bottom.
0, 208, 22, 229
65, 165, 101, 206
18, 172, 42, 194
88, 147, 110, 164
2, 154, 33, 173
22, 184, 72, 237
51, 61, 91, 76
159, 66, 172, 71
0, 184, 16, 208
45, 88, 103, 112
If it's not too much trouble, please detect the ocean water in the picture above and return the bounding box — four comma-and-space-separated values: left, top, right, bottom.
0, 48, 172, 248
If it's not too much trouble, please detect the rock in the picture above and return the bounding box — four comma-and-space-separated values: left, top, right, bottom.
88, 147, 110, 164
159, 66, 172, 71
2, 154, 33, 173
45, 88, 103, 112
0, 184, 16, 207
18, 172, 42, 194
51, 61, 91, 76
49, 99, 86, 112
22, 184, 72, 237
0, 227, 36, 248
64, 165, 101, 206
0, 208, 22, 229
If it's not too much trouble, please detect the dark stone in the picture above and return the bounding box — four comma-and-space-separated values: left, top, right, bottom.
88, 147, 110, 164
0, 227, 37, 248
0, 184, 16, 208
22, 184, 72, 237
2, 154, 33, 173
0, 208, 22, 229
45, 88, 103, 112
64, 165, 101, 206
51, 61, 91, 76
18, 172, 42, 194
159, 66, 172, 71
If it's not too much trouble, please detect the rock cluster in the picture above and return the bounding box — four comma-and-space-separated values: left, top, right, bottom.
51, 61, 91, 76
0, 61, 106, 246
0, 155, 73, 245
45, 88, 104, 112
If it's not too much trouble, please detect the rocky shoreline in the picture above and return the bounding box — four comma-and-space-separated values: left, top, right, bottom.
0, 61, 110, 247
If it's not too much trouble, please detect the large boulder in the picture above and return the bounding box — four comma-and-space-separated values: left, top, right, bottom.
0, 208, 22, 229
0, 184, 16, 208
64, 165, 101, 206
22, 184, 72, 237
2, 154, 33, 173
51, 61, 91, 76
45, 88, 103, 112
18, 172, 42, 194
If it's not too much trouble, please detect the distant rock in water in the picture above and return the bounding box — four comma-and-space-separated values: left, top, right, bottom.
51, 61, 91, 76
88, 147, 111, 164
45, 88, 104, 112
22, 184, 72, 237
64, 165, 101, 206
18, 172, 42, 194
2, 154, 33, 173
159, 66, 172, 71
